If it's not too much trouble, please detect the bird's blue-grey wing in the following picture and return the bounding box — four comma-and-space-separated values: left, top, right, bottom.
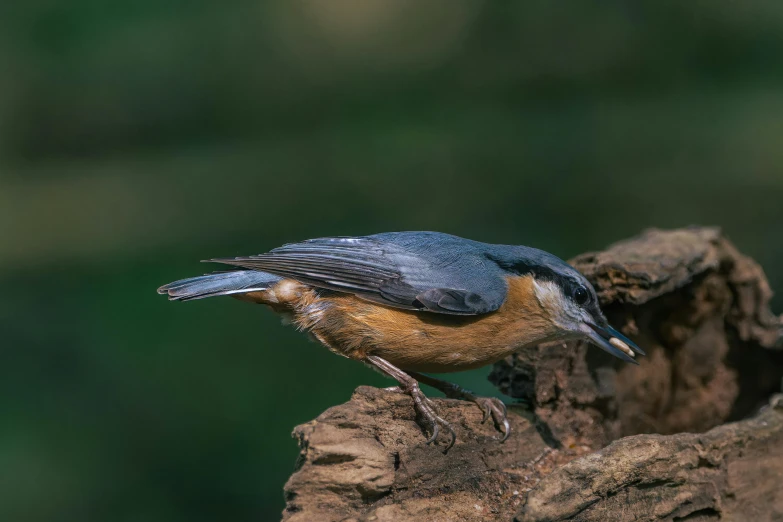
207, 234, 508, 315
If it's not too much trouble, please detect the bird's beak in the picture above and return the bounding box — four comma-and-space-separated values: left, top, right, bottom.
580, 322, 645, 365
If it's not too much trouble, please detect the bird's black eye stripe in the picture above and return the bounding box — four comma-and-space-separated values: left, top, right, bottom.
573, 285, 589, 305
493, 255, 592, 307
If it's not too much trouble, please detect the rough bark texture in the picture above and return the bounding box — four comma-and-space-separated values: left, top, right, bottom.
282, 228, 783, 522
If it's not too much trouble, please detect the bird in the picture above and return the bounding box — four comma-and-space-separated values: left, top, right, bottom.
157, 231, 644, 449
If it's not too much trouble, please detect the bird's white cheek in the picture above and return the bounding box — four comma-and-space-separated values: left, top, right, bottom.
531, 279, 589, 335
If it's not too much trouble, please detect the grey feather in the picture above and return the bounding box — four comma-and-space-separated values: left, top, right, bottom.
206, 232, 582, 315
157, 270, 282, 301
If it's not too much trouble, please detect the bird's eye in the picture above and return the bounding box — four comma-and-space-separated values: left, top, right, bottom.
573, 286, 589, 305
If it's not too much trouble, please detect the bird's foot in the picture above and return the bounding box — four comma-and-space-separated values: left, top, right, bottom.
399, 380, 456, 450
409, 373, 511, 442
473, 396, 510, 441
368, 356, 456, 450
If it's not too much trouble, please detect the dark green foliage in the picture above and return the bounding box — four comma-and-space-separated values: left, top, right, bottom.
1, 2, 782, 520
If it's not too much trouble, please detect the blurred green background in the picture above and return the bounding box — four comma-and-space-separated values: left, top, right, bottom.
1, 1, 782, 521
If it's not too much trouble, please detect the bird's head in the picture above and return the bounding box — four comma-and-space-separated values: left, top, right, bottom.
494, 247, 645, 364
529, 264, 644, 364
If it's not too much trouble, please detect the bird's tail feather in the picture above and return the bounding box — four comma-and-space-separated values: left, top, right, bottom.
157, 270, 282, 301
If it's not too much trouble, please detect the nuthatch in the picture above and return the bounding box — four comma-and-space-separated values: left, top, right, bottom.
158, 232, 644, 448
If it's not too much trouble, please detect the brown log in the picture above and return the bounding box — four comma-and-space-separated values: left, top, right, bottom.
282, 228, 783, 522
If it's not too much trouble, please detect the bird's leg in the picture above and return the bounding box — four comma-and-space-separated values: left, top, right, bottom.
407, 372, 510, 442
365, 355, 456, 450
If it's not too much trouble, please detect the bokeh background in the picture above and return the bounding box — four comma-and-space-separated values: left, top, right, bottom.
2, 1, 782, 521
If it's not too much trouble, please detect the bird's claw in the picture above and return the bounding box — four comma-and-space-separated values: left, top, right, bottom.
406, 372, 513, 443
425, 414, 457, 450
400, 382, 456, 450
475, 397, 511, 442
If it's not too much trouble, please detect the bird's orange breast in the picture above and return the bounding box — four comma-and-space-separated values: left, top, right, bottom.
239, 275, 560, 373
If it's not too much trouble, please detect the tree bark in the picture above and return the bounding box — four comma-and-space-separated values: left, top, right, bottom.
281, 227, 783, 522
